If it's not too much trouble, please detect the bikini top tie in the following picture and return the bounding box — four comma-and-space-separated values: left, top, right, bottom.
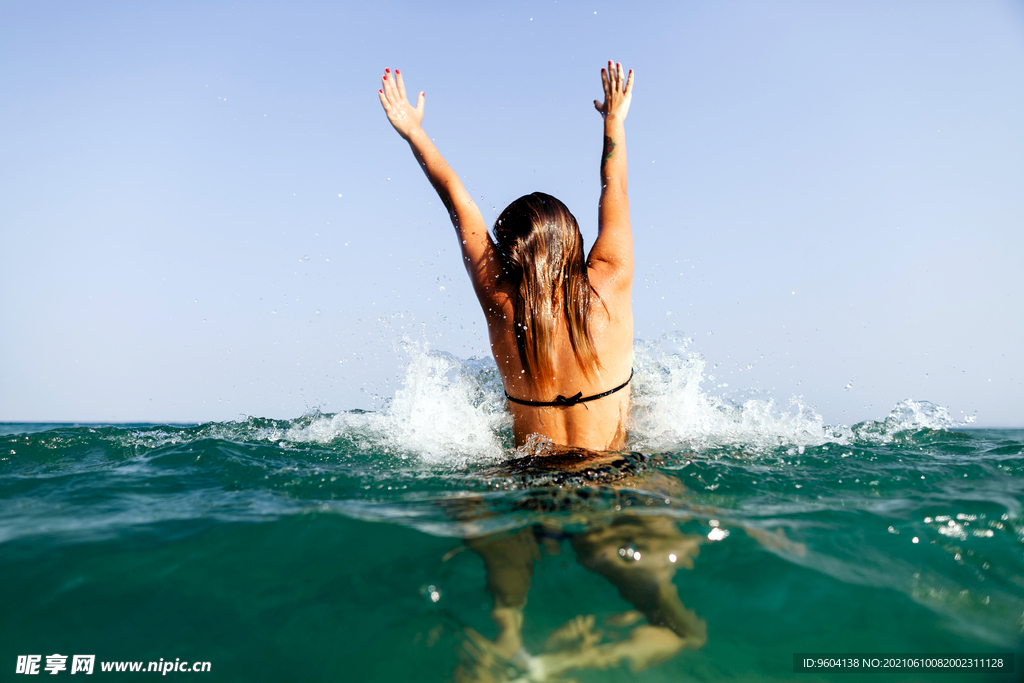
504, 369, 634, 408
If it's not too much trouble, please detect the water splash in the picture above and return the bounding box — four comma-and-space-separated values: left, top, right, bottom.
283, 338, 510, 465
283, 334, 968, 461
850, 399, 964, 444
98, 335, 968, 464
628, 334, 843, 452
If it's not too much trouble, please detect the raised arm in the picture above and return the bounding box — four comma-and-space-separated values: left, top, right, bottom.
588, 62, 634, 286
377, 68, 500, 303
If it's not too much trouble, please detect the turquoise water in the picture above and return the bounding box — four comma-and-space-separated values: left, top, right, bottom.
2, 339, 1022, 681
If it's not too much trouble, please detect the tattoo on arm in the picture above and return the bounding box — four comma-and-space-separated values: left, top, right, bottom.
602, 135, 616, 168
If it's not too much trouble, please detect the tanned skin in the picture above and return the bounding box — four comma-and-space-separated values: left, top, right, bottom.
378, 63, 635, 451
381, 66, 701, 680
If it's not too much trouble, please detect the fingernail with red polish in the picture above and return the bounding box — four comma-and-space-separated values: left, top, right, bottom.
385, 68, 390, 73
395, 69, 400, 74
379, 89, 383, 93
383, 74, 387, 80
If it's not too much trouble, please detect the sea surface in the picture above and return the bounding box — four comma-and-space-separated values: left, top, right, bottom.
2, 338, 1022, 682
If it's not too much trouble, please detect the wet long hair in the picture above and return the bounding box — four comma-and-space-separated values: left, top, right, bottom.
493, 192, 600, 386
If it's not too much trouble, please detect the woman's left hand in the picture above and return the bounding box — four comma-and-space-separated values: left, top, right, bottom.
378, 68, 425, 140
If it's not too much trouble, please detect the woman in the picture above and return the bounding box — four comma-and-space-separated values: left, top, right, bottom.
378, 62, 635, 452
379, 65, 701, 679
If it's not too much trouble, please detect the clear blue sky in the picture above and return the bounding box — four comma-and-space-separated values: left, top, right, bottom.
2, 1, 1022, 426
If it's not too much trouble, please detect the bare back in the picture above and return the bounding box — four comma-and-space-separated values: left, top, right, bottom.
483, 260, 633, 451
379, 61, 635, 453
479, 63, 634, 452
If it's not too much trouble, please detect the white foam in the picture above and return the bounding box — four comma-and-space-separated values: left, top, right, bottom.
849, 399, 962, 443
628, 334, 842, 452
256, 333, 966, 462
282, 338, 510, 465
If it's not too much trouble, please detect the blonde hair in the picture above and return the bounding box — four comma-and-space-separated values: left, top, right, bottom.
493, 193, 600, 386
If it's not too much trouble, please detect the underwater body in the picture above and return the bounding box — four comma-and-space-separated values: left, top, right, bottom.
2, 337, 1022, 682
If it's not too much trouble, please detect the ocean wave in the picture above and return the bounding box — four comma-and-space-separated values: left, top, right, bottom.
3, 335, 971, 468
265, 334, 969, 462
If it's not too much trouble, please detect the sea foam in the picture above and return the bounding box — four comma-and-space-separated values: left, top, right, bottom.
277, 334, 965, 464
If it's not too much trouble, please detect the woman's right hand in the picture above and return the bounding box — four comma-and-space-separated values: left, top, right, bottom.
378, 67, 425, 140
594, 61, 634, 121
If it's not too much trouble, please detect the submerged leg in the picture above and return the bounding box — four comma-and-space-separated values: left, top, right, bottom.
518, 516, 706, 678
464, 528, 541, 659
467, 527, 541, 610
569, 516, 707, 657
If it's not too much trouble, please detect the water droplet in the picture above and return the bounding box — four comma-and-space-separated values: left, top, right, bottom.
421, 584, 442, 603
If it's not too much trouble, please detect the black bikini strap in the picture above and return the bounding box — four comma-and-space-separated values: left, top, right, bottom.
504, 369, 634, 408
